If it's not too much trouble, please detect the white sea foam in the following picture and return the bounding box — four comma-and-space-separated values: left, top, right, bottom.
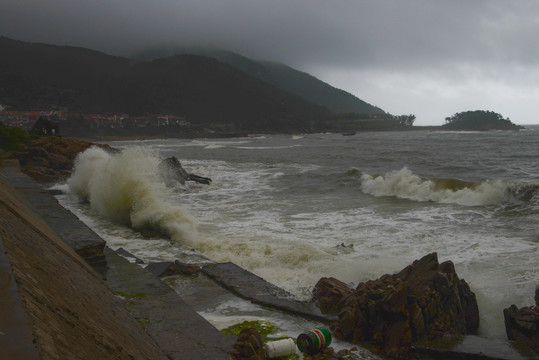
204, 144, 224, 149
360, 167, 522, 206
67, 146, 198, 246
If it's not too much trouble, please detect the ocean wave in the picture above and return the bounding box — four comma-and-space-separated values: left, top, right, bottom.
67, 146, 198, 246
359, 167, 538, 206
235, 145, 301, 150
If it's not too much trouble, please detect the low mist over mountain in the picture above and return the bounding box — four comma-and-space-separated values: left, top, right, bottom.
135, 48, 385, 115
1, 36, 335, 131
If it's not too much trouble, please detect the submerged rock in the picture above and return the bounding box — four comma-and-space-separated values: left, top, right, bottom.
313, 252, 479, 359
503, 287, 539, 355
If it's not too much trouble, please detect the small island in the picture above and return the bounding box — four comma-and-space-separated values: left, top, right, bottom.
442, 110, 524, 131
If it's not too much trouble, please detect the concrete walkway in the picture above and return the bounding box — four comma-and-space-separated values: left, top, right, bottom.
0, 163, 235, 359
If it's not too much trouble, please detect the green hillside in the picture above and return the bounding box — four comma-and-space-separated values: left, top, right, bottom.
0, 37, 328, 132
257, 61, 385, 115
135, 49, 385, 115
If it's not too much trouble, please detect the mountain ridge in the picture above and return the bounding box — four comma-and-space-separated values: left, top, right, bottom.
0, 36, 329, 131
134, 47, 385, 115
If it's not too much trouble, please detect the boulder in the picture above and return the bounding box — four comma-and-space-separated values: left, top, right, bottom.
314, 253, 479, 359
159, 156, 190, 184
503, 287, 539, 355
158, 156, 212, 185
312, 277, 354, 314
231, 327, 265, 360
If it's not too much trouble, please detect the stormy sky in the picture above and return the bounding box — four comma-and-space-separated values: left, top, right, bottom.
2, 0, 538, 125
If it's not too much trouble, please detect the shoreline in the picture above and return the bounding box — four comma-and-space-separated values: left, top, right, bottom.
0, 162, 236, 359
2, 136, 536, 360
69, 125, 536, 143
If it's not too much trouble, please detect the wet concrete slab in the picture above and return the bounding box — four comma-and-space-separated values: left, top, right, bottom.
115, 247, 144, 264
103, 248, 236, 360
0, 236, 39, 360
162, 273, 236, 312
412, 334, 539, 360
0, 166, 106, 266
202, 262, 337, 324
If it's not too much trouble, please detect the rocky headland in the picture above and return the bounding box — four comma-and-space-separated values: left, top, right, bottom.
3, 136, 116, 183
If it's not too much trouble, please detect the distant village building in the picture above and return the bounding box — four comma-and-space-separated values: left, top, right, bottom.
0, 109, 189, 131
0, 110, 53, 129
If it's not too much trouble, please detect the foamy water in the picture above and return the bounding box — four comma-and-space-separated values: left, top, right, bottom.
59, 129, 539, 340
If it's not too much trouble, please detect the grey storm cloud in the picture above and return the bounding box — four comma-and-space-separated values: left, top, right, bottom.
2, 0, 539, 124
2, 0, 539, 69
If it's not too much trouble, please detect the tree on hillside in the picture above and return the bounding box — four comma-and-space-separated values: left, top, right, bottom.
0, 124, 31, 151
395, 114, 416, 127
31, 116, 60, 136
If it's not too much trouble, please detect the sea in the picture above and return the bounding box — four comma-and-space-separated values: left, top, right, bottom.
54, 127, 539, 352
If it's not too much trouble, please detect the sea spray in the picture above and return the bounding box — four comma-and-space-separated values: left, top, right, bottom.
68, 146, 198, 246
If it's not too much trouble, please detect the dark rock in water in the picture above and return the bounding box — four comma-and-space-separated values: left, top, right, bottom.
158, 156, 212, 185
231, 327, 265, 360
317, 252, 479, 360
159, 156, 189, 184
187, 173, 212, 185
504, 287, 539, 355
313, 277, 354, 314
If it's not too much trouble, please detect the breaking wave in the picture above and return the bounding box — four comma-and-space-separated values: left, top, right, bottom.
67, 146, 198, 246
360, 167, 538, 206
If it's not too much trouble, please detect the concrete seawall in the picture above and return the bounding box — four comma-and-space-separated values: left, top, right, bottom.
0, 162, 235, 359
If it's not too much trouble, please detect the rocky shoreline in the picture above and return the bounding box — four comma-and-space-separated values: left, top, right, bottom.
1, 136, 537, 359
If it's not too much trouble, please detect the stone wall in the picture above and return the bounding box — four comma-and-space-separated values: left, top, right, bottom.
0, 175, 169, 359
